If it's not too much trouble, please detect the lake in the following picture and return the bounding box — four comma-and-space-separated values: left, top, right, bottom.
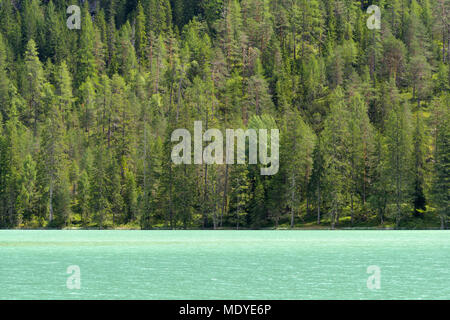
0, 230, 449, 299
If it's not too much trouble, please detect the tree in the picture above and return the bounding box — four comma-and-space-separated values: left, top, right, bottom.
431, 97, 450, 229
321, 88, 351, 229
368, 130, 389, 224
245, 57, 274, 117
39, 84, 69, 225
249, 178, 266, 228
0, 33, 12, 121
22, 0, 45, 51
409, 54, 432, 108
412, 111, 427, 217
16, 155, 39, 223
384, 96, 413, 228
347, 93, 374, 224
77, 2, 97, 86
55, 61, 74, 126
23, 39, 45, 133
123, 167, 138, 223
134, 1, 146, 64
281, 109, 316, 228
44, 0, 68, 63
90, 147, 111, 228
432, 0, 450, 63
381, 34, 407, 84
75, 170, 91, 226
79, 77, 96, 137
229, 164, 250, 229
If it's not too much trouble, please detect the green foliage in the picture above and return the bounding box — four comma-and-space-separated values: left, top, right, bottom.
0, 0, 448, 229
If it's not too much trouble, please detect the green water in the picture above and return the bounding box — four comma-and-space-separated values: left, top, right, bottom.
0, 230, 449, 299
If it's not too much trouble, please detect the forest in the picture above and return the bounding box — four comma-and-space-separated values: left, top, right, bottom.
0, 0, 448, 230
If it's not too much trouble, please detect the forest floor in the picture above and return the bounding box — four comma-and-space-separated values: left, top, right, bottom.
53, 211, 447, 230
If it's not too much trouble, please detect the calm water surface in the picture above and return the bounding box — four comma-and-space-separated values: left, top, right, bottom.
0, 230, 449, 299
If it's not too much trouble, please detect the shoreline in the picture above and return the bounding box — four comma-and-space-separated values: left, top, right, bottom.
1, 227, 448, 231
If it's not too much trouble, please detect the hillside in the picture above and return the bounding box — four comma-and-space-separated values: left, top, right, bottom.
0, 0, 448, 229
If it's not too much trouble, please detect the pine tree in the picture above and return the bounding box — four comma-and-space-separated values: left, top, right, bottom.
229, 164, 250, 229
75, 170, 91, 226
412, 111, 427, 217
77, 2, 97, 86
409, 54, 432, 108
123, 167, 138, 223
79, 77, 96, 137
0, 0, 22, 53
134, 1, 146, 64
347, 92, 374, 224
23, 39, 45, 133
281, 109, 316, 228
116, 22, 137, 80
55, 61, 74, 126
39, 84, 69, 225
90, 147, 111, 228
44, 0, 68, 63
321, 88, 351, 229
22, 0, 45, 51
249, 178, 266, 228
368, 130, 389, 224
384, 95, 413, 228
16, 154, 39, 223
431, 96, 450, 229
0, 33, 11, 121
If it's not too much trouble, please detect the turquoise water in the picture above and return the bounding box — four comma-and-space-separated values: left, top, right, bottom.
0, 230, 449, 299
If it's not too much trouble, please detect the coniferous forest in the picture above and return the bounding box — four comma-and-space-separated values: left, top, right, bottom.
0, 0, 448, 230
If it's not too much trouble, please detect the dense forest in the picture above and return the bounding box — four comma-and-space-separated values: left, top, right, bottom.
0, 0, 448, 230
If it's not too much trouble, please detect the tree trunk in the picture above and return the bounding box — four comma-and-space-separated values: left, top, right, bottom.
168, 163, 173, 229
212, 202, 217, 230
220, 164, 228, 228
371, 31, 376, 86
49, 180, 54, 223
395, 118, 401, 229
176, 75, 183, 121
331, 208, 336, 230
443, 30, 446, 63
317, 180, 321, 224
107, 114, 111, 148
203, 163, 208, 229
351, 193, 354, 226
447, 36, 449, 63
290, 174, 295, 229
306, 196, 309, 215
203, 117, 209, 229
363, 147, 367, 205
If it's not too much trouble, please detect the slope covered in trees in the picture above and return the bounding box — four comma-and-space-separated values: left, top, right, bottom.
0, 0, 448, 229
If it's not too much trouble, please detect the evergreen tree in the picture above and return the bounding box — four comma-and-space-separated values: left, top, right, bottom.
77, 2, 98, 86
412, 111, 427, 217
0, 33, 11, 121
23, 39, 45, 133
229, 164, 250, 229
281, 109, 316, 228
384, 94, 413, 228
431, 97, 450, 229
